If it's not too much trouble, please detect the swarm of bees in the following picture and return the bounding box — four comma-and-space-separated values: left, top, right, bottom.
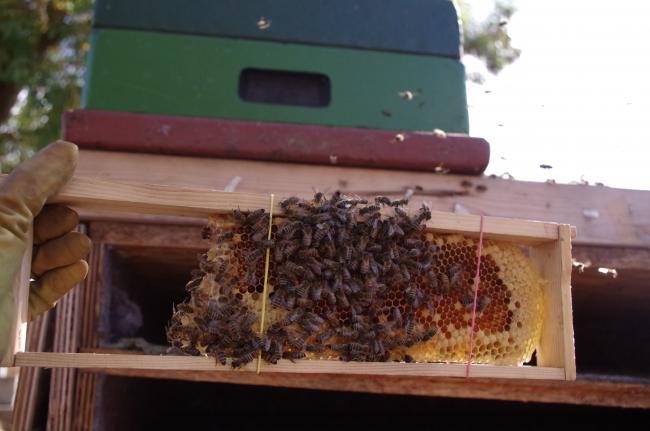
167, 192, 545, 368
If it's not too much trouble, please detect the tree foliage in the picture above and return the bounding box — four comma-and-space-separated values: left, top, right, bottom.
0, 0, 518, 172
458, 0, 521, 83
0, 0, 91, 171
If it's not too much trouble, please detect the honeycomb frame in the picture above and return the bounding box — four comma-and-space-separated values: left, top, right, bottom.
166, 193, 576, 380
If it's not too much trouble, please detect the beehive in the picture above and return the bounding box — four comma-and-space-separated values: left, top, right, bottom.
167, 194, 545, 367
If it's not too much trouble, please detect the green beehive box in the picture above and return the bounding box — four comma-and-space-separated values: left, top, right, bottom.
93, 0, 461, 58
83, 29, 469, 133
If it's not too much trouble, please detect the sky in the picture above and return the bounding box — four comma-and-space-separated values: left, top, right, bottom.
463, 0, 650, 191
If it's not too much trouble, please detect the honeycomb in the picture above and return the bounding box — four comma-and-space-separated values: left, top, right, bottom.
166, 194, 545, 368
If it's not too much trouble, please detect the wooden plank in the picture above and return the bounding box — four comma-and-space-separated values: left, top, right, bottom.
14, 352, 565, 380
84, 29, 469, 132
572, 245, 650, 271
0, 174, 566, 244
63, 109, 489, 175
11, 311, 50, 431
1, 227, 32, 367
559, 225, 577, 380
91, 367, 650, 409
75, 150, 650, 248
94, 0, 461, 58
529, 225, 576, 380
26, 176, 567, 244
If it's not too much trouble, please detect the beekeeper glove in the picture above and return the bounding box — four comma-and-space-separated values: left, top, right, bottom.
0, 141, 91, 359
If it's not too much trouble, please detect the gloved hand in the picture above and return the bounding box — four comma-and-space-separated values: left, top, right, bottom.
1, 141, 91, 357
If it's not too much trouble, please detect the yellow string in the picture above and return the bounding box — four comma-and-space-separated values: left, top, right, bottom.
256, 194, 275, 374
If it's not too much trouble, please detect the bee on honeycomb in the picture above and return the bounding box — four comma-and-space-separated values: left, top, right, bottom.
166, 193, 544, 368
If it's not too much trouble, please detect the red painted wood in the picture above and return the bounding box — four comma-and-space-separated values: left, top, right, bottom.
63, 110, 490, 175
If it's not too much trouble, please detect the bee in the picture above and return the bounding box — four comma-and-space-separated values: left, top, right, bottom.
233, 208, 247, 224
349, 342, 370, 353
287, 335, 306, 350
176, 303, 194, 314
282, 351, 306, 362
413, 204, 432, 225
391, 307, 403, 327
305, 343, 325, 353
391, 198, 409, 207
375, 196, 392, 206
476, 295, 492, 312
284, 261, 305, 276
216, 231, 235, 242
448, 263, 464, 289
405, 238, 422, 248
246, 209, 266, 225
312, 224, 330, 243
310, 283, 323, 301
460, 295, 475, 308
439, 273, 450, 292
296, 297, 313, 308
281, 197, 300, 208
313, 192, 324, 203
422, 327, 437, 342
185, 276, 203, 292
360, 254, 370, 274
213, 349, 227, 365
406, 315, 415, 336
316, 329, 335, 344
257, 239, 275, 248
278, 221, 300, 237
336, 292, 350, 308
360, 204, 381, 215
201, 226, 212, 239
281, 308, 304, 326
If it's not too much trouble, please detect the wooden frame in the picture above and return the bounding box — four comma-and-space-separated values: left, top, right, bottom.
4, 177, 576, 380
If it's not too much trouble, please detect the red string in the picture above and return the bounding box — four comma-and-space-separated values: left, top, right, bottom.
465, 214, 485, 378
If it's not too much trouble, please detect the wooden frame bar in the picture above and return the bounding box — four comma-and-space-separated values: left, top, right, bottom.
13, 353, 565, 380
4, 177, 576, 380
63, 109, 489, 174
